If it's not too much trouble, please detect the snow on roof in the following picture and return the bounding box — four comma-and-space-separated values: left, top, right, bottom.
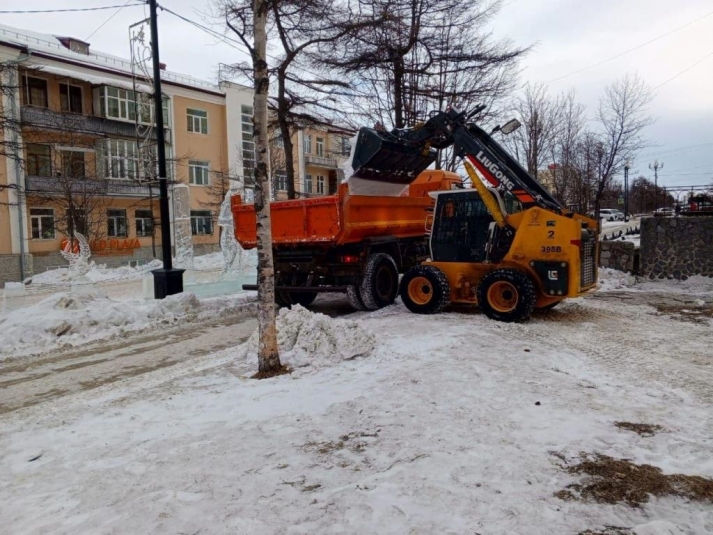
0, 23, 222, 95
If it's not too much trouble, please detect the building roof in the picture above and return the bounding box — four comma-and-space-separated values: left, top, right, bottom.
0, 23, 228, 96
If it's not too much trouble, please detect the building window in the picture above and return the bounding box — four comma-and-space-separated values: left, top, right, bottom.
22, 76, 48, 107
337, 136, 351, 156
66, 208, 87, 236
103, 139, 138, 179
241, 105, 255, 183
275, 170, 288, 191
135, 210, 153, 237
98, 87, 168, 126
316, 136, 324, 157
303, 134, 312, 154
317, 175, 325, 194
189, 160, 210, 186
187, 108, 208, 134
61, 151, 86, 178
274, 132, 285, 149
60, 84, 82, 113
107, 209, 128, 237
26, 144, 52, 176
190, 210, 213, 235
304, 174, 312, 194
30, 208, 55, 240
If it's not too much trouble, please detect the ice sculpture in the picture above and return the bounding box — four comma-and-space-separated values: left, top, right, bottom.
172, 184, 194, 271
60, 232, 92, 279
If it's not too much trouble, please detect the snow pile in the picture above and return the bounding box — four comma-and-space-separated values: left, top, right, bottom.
239, 305, 375, 369
597, 267, 638, 291
192, 252, 224, 271
28, 260, 162, 286
0, 291, 201, 359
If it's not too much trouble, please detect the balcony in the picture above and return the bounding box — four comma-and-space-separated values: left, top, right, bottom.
25, 176, 156, 198
305, 154, 338, 169
20, 106, 170, 142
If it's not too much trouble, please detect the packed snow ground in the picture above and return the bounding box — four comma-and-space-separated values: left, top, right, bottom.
0, 290, 255, 360
1, 275, 712, 534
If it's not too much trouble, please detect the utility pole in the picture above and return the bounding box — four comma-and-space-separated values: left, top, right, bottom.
624, 160, 631, 222
149, 0, 184, 298
649, 160, 663, 213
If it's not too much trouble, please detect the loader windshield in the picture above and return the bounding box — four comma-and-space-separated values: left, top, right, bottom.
502, 191, 523, 214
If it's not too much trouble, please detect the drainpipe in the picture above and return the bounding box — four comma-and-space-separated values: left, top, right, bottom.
6, 53, 30, 280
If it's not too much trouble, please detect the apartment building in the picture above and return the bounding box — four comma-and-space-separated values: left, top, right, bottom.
0, 24, 253, 286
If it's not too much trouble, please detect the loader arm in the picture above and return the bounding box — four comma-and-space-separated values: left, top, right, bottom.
351, 107, 565, 214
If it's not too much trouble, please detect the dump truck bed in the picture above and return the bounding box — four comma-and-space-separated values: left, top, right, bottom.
232, 170, 460, 249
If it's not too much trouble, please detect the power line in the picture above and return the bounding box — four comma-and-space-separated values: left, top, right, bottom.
0, 4, 144, 14
653, 49, 713, 90
547, 8, 713, 83
86, 0, 137, 41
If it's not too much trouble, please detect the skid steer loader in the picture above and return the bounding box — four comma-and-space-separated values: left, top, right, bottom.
349, 107, 599, 322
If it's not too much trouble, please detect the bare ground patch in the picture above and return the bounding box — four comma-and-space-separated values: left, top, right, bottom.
654, 303, 713, 325
554, 453, 713, 507
614, 421, 663, 437
577, 528, 633, 535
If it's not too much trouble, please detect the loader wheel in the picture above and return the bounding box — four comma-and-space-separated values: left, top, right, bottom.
359, 253, 399, 310
400, 265, 450, 315
346, 285, 368, 311
477, 269, 536, 323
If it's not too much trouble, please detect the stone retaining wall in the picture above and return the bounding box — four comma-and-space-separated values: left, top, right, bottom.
0, 255, 33, 288
640, 216, 713, 279
599, 241, 636, 273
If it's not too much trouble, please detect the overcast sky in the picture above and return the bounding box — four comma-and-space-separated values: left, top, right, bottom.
3, 0, 712, 192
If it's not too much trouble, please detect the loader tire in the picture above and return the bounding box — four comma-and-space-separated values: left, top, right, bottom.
347, 285, 368, 311
400, 265, 450, 315
477, 269, 536, 323
359, 253, 399, 311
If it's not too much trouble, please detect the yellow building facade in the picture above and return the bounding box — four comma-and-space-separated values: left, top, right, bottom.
0, 25, 253, 285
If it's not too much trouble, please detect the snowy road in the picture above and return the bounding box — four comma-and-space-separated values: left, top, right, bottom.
1, 277, 712, 534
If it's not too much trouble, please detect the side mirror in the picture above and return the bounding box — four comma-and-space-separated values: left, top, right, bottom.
500, 118, 521, 135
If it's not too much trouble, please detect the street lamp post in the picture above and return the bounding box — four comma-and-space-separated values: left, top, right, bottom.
149, 0, 184, 298
649, 160, 664, 213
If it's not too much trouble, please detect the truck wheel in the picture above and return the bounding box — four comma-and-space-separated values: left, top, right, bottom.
359, 253, 399, 310
275, 291, 293, 308
289, 291, 317, 307
346, 286, 368, 311
477, 269, 536, 323
400, 265, 450, 314
275, 291, 317, 307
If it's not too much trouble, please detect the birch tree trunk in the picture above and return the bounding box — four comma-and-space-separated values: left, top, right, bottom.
252, 0, 282, 376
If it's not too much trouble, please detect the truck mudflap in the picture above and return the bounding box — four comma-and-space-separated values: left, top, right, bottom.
350, 127, 437, 184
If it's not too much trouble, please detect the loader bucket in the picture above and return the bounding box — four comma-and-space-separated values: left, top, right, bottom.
349, 127, 437, 184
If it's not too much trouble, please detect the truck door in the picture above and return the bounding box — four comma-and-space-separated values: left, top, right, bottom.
430, 192, 494, 262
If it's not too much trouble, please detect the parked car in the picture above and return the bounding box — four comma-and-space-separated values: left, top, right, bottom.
599, 209, 624, 221
653, 207, 673, 217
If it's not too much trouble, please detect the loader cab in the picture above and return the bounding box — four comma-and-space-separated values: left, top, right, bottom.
428, 188, 514, 263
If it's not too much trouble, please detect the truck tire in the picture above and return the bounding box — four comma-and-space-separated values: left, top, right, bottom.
275, 290, 318, 308
399, 265, 450, 314
359, 253, 399, 311
476, 269, 536, 323
346, 285, 368, 311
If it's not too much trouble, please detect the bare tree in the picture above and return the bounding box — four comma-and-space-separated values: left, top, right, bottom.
222, 0, 372, 199
231, 0, 284, 377
506, 84, 561, 180
323, 0, 526, 132
547, 90, 586, 204
592, 74, 653, 218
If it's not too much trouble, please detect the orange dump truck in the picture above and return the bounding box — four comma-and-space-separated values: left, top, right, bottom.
232, 170, 460, 310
